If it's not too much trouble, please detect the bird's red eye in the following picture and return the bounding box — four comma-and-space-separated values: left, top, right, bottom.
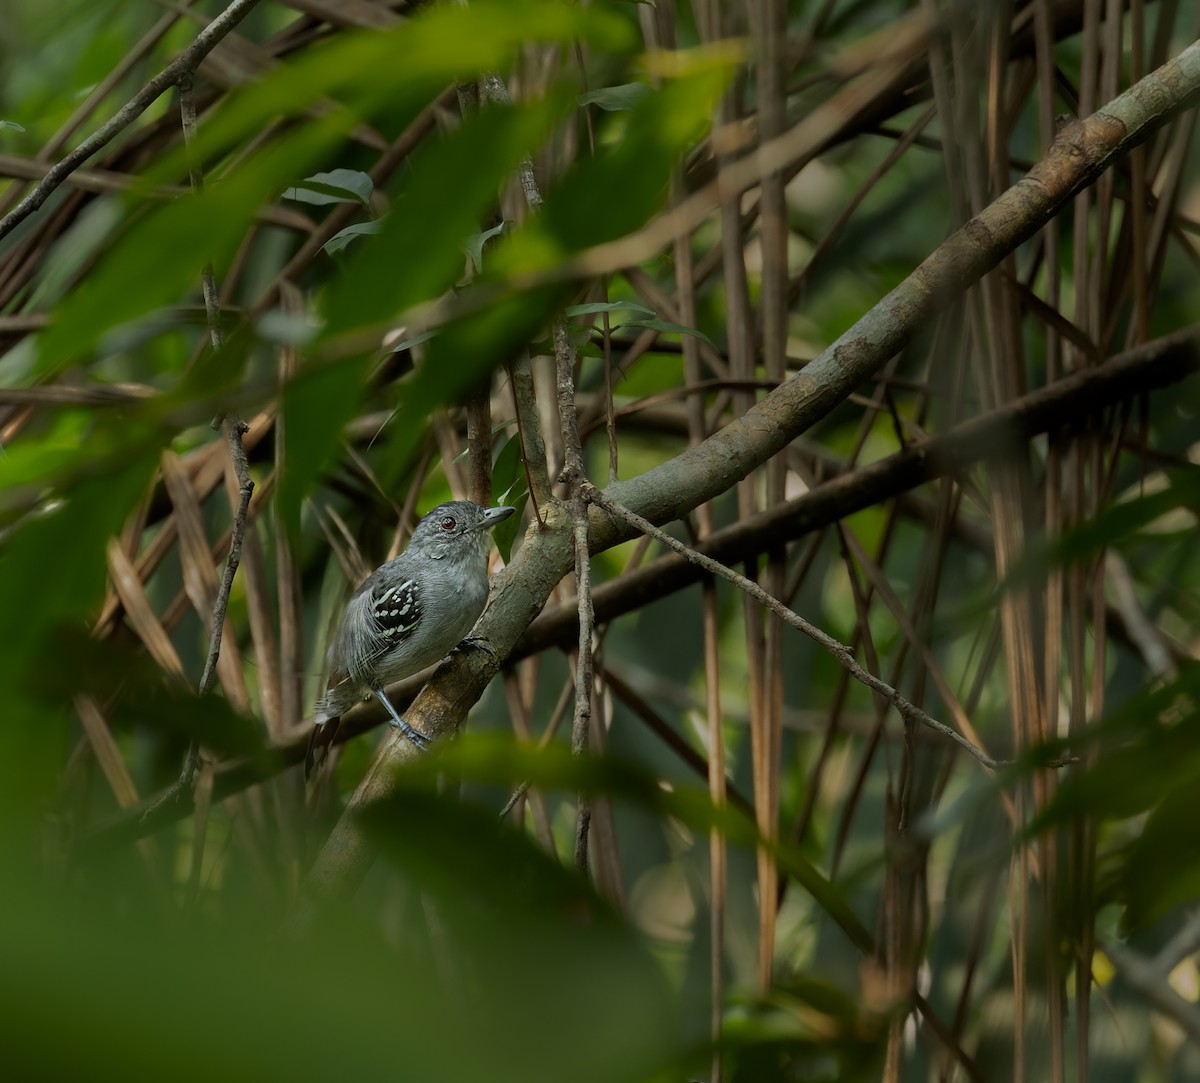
440, 516, 457, 531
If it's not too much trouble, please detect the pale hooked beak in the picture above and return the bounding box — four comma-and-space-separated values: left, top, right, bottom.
475, 505, 516, 531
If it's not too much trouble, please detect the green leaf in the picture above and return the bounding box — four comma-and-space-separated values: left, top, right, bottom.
999, 468, 1200, 596
464, 220, 508, 273
25, 198, 123, 311
406, 282, 573, 475
565, 300, 656, 318
0, 430, 160, 816
1114, 787, 1200, 933
624, 317, 717, 349
39, 111, 351, 373
38, 1, 635, 372
0, 409, 93, 492
405, 61, 734, 472
489, 434, 528, 561
146, 1, 634, 190
389, 328, 438, 353
358, 788, 679, 1083
321, 218, 385, 255
0, 840, 667, 1083
277, 357, 371, 540
321, 96, 568, 343
489, 58, 730, 276
1026, 664, 1200, 832
395, 733, 874, 954
578, 81, 651, 111
283, 168, 373, 206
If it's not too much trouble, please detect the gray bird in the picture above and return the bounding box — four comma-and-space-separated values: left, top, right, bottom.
305, 500, 515, 778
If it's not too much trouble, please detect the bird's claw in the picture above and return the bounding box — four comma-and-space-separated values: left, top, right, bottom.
388, 715, 432, 750
454, 635, 495, 657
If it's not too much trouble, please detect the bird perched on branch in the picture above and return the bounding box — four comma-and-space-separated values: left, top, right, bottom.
305, 500, 515, 778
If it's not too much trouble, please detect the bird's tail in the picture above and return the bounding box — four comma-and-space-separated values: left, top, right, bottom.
304, 715, 341, 781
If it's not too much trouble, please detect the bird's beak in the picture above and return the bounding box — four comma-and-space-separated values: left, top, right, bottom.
476, 505, 516, 531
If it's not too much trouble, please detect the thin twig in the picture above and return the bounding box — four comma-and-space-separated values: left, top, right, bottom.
276, 283, 306, 736
497, 671, 575, 827
465, 387, 493, 507
182, 65, 254, 706
498, 672, 558, 849
479, 74, 541, 211
555, 322, 596, 871
508, 352, 550, 522
179, 71, 224, 355
498, 781, 530, 819
335, 38, 1200, 386
141, 416, 254, 822
140, 54, 257, 821
586, 486, 1005, 771
0, 382, 156, 406
0, 153, 311, 228
454, 76, 496, 512
199, 420, 254, 695
481, 64, 592, 859
0, 0, 263, 243
521, 326, 1200, 660
481, 68, 551, 522
601, 297, 618, 483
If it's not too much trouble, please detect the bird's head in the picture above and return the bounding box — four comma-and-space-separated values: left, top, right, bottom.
406, 500, 516, 562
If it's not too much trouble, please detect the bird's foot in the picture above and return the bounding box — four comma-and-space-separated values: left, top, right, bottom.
387, 715, 432, 750
454, 635, 495, 657
369, 685, 431, 750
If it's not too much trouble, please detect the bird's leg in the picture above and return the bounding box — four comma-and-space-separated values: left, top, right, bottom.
369, 684, 431, 749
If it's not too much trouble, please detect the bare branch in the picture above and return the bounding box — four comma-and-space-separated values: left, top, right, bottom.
0, 0, 263, 243
198, 419, 255, 695
585, 486, 1005, 771
139, 49, 256, 821
554, 321, 596, 871
508, 352, 551, 519
0, 153, 311, 230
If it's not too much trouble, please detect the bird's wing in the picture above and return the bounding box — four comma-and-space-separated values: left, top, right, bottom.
369, 576, 423, 645
326, 573, 422, 687
308, 574, 424, 781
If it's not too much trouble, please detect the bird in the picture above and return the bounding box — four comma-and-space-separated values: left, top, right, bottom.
304, 499, 516, 778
